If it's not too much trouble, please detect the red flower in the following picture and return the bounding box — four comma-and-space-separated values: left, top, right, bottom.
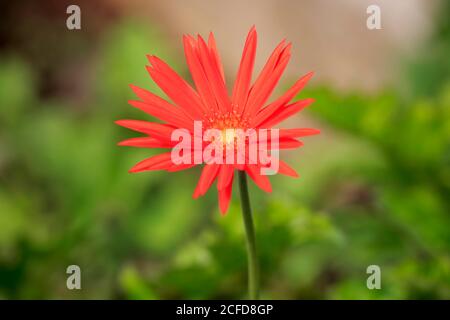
116, 26, 319, 214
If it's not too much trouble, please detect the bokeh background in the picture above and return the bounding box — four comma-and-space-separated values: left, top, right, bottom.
0, 0, 449, 299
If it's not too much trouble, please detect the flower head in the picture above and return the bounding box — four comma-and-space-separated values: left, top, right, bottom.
116, 26, 320, 214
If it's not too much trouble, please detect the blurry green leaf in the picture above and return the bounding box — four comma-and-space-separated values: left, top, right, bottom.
0, 57, 34, 125
120, 266, 157, 300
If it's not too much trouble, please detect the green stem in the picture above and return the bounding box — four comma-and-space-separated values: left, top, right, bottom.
238, 171, 259, 300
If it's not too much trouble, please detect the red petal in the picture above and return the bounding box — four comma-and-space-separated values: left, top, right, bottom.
258, 98, 314, 128
115, 120, 175, 142
245, 41, 291, 117
218, 179, 233, 215
193, 164, 220, 198
166, 163, 196, 172
129, 85, 192, 126
146, 62, 204, 119
118, 137, 172, 148
129, 153, 173, 173
217, 165, 234, 190
183, 36, 219, 113
128, 99, 192, 129
245, 165, 272, 193
251, 72, 314, 127
279, 128, 321, 138
250, 134, 304, 150
278, 160, 299, 177
197, 35, 231, 113
232, 26, 257, 114
278, 138, 304, 149
208, 32, 226, 84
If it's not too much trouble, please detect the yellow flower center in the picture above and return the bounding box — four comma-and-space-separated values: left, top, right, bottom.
221, 128, 238, 146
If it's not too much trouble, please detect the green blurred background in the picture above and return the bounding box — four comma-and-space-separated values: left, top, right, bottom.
0, 0, 448, 299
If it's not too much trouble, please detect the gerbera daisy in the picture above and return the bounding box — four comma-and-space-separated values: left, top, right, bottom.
116, 26, 319, 215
